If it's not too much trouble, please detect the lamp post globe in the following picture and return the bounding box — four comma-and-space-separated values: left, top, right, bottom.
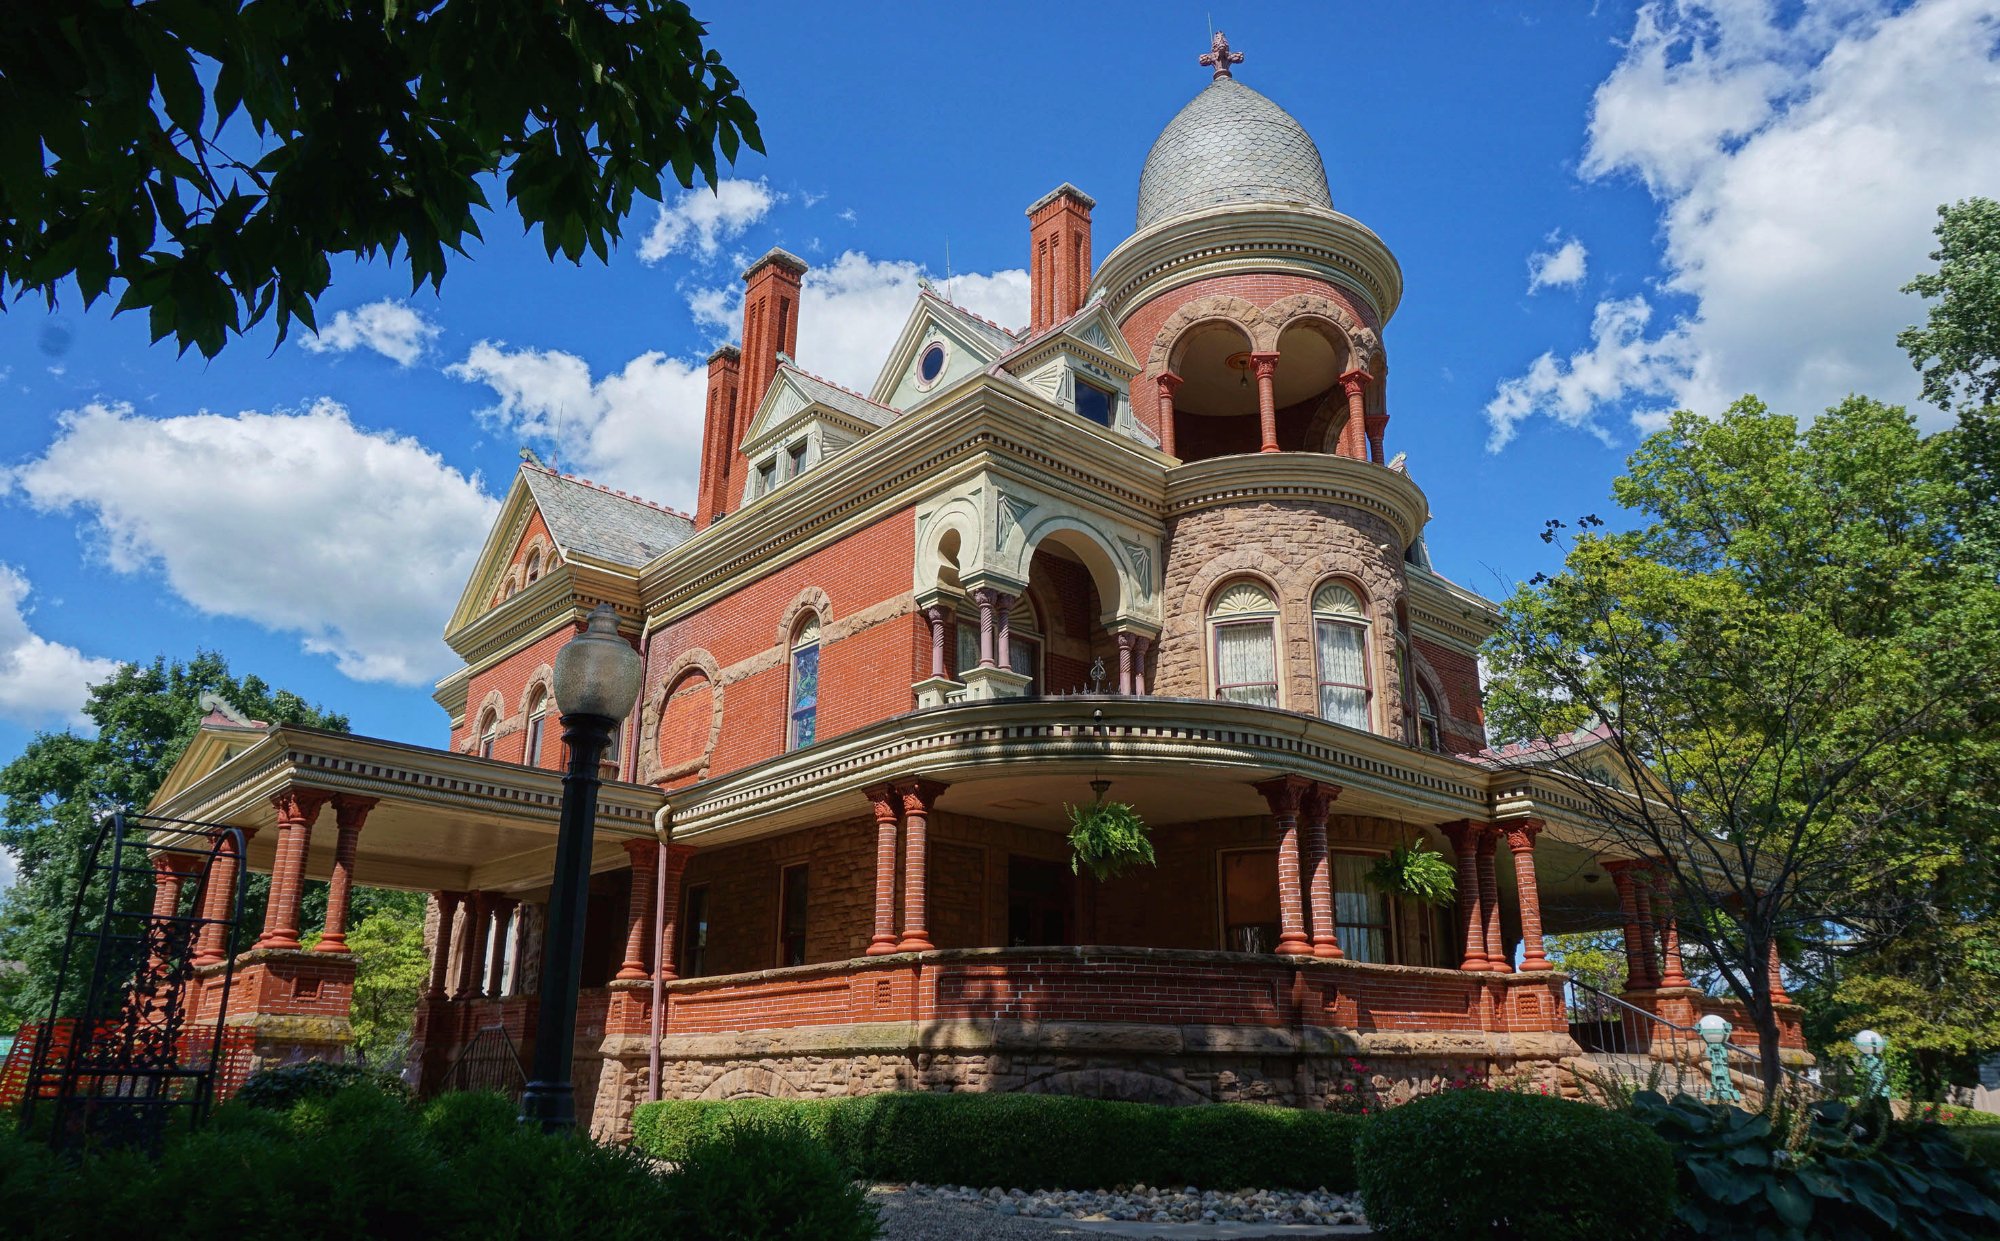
520, 604, 644, 1133
1852, 1029, 1886, 1056
1697, 1013, 1731, 1046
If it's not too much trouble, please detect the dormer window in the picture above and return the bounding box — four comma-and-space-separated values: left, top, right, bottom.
1075, 378, 1114, 427
787, 440, 808, 478
756, 459, 777, 497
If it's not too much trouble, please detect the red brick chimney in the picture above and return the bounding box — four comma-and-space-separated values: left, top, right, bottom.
736, 247, 807, 424
694, 344, 741, 529
1027, 184, 1094, 334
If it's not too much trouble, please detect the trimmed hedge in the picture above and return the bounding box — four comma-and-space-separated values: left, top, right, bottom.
631, 1092, 1363, 1192
1355, 1089, 1675, 1241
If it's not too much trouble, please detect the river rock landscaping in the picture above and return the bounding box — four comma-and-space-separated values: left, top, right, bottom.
896, 1182, 1368, 1227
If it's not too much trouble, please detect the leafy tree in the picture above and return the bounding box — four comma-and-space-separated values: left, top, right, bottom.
0, 652, 347, 1028
1900, 197, 2000, 411
1542, 930, 1627, 996
1485, 396, 2000, 1091
301, 888, 428, 1070
0, 0, 761, 357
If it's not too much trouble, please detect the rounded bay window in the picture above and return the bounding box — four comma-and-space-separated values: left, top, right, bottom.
1207, 580, 1280, 708
1312, 580, 1371, 730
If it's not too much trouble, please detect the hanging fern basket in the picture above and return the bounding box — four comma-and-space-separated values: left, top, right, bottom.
1367, 842, 1457, 905
1065, 779, 1156, 882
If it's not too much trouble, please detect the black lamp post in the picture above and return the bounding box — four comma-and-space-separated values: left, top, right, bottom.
520, 604, 643, 1133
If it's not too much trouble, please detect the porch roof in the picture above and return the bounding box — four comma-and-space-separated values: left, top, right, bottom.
146, 723, 666, 896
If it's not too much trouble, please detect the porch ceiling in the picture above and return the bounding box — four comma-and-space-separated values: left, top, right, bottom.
145, 724, 666, 896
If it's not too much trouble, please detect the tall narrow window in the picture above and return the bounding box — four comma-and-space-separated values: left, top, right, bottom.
788, 615, 820, 750
1313, 581, 1371, 729
778, 863, 809, 967
1332, 853, 1390, 962
524, 550, 542, 584
1209, 581, 1280, 708
1417, 686, 1442, 753
786, 440, 808, 478
679, 884, 710, 978
524, 688, 548, 766
478, 710, 498, 759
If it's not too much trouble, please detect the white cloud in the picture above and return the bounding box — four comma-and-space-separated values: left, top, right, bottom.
449, 344, 712, 511
1488, 0, 2000, 448
459, 252, 1030, 507
8, 401, 496, 684
837, 208, 858, 224
1486, 297, 1696, 450
638, 178, 780, 263
299, 299, 442, 366
0, 564, 120, 729
1527, 232, 1589, 292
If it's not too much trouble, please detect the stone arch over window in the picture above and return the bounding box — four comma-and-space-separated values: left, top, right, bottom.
1310, 577, 1373, 731
1206, 576, 1283, 708
472, 689, 506, 758
1259, 294, 1383, 375
1017, 517, 1132, 626
1147, 294, 1272, 372
773, 586, 833, 650
1405, 644, 1455, 752
641, 650, 724, 785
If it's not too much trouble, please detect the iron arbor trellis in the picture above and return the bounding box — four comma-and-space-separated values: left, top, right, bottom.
17, 812, 250, 1155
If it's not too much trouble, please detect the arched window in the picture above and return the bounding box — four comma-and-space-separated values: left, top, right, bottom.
1313, 581, 1371, 729
1416, 686, 1442, 753
524, 687, 548, 766
477, 709, 498, 759
1208, 581, 1280, 708
525, 549, 542, 584
788, 615, 820, 750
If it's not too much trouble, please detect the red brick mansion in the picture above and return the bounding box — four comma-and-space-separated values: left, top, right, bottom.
147, 38, 1803, 1138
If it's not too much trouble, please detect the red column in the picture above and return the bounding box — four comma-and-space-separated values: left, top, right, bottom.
996, 593, 1015, 669
1337, 370, 1370, 459
1477, 828, 1511, 973
864, 784, 902, 955
1132, 636, 1152, 696
1116, 632, 1135, 695
1253, 776, 1313, 956
1631, 875, 1659, 988
1766, 940, 1791, 1004
315, 795, 376, 952
257, 787, 329, 951
427, 891, 461, 996
147, 854, 194, 977
1301, 783, 1342, 959
456, 891, 490, 998
1251, 351, 1281, 453
1365, 410, 1390, 464
895, 779, 946, 952
656, 845, 694, 980
1503, 821, 1551, 971
618, 840, 658, 980
973, 588, 998, 668
925, 605, 947, 679
1606, 861, 1649, 991
1440, 821, 1489, 971
193, 828, 254, 968
486, 897, 516, 996
1155, 371, 1182, 459
1652, 869, 1689, 988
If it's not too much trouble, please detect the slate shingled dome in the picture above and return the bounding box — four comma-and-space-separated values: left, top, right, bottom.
1136, 79, 1333, 231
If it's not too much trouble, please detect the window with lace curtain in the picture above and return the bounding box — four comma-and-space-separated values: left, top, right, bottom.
524, 687, 548, 765
1312, 581, 1371, 729
1208, 580, 1280, 708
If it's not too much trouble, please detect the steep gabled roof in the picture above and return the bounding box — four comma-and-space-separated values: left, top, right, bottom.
868, 287, 1024, 405
780, 365, 900, 429
520, 467, 695, 567
922, 289, 1022, 357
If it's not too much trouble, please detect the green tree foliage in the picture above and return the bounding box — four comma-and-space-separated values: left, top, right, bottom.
1485, 396, 2000, 1089
0, 0, 761, 357
0, 652, 347, 1028
1900, 198, 2000, 411
1542, 930, 1627, 996
340, 890, 429, 1070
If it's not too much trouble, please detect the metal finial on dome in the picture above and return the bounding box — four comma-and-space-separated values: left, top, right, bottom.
1199, 31, 1244, 80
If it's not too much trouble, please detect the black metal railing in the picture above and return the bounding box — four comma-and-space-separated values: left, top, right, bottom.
441, 1025, 528, 1103
1565, 979, 1831, 1107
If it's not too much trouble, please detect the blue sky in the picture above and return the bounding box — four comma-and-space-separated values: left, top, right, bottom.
3, 0, 1996, 817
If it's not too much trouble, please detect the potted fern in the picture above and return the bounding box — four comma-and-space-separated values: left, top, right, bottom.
1065, 779, 1156, 881
1366, 841, 1457, 905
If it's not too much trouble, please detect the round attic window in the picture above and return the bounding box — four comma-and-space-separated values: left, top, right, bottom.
917, 341, 948, 388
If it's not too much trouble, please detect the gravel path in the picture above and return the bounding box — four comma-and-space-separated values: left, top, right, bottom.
870, 1184, 1372, 1240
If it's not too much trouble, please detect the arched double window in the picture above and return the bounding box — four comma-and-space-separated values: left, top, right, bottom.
1416, 685, 1442, 753
524, 687, 549, 766
788, 615, 821, 750
477, 709, 498, 759
1313, 581, 1371, 730
1208, 581, 1280, 708
525, 549, 543, 584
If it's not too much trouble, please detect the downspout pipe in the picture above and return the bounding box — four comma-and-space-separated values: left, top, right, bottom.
649, 802, 671, 1103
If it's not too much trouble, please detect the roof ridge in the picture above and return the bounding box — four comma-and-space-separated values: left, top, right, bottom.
779, 362, 903, 416
920, 287, 1023, 339
523, 463, 693, 522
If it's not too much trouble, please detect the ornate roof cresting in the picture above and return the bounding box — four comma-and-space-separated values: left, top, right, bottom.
1199, 31, 1244, 80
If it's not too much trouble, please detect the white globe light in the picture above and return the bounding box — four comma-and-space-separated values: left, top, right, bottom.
1696, 1013, 1732, 1046
1853, 1029, 1886, 1055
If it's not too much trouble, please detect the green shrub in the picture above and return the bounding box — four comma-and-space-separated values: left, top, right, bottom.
1630, 1091, 2000, 1241
233, 1057, 412, 1111
1958, 1127, 2000, 1171
1355, 1089, 1675, 1241
632, 1092, 1364, 1192
418, 1089, 522, 1158
664, 1118, 881, 1241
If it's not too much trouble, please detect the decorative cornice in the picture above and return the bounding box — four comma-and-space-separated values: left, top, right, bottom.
1405, 566, 1503, 649
1163, 452, 1430, 548
1092, 204, 1403, 328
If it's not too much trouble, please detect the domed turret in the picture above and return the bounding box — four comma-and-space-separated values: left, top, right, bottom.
1136, 78, 1333, 231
